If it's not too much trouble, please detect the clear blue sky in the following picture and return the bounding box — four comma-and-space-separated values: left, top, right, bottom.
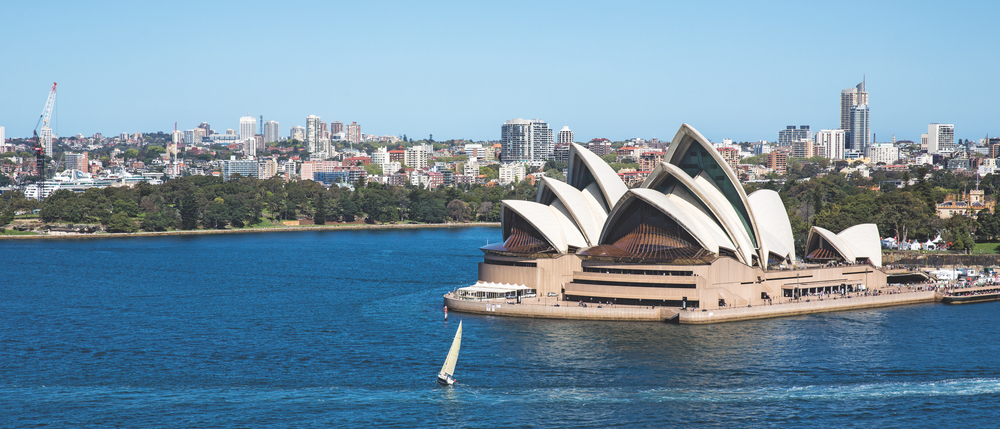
2, 0, 997, 143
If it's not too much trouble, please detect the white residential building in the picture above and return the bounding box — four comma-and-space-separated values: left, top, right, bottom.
306, 115, 321, 153
40, 126, 54, 158
924, 123, 955, 154
464, 157, 479, 176
558, 126, 574, 145
381, 161, 401, 175
263, 120, 280, 144
866, 143, 899, 165
498, 162, 526, 185
501, 118, 554, 162
405, 145, 428, 169
290, 126, 306, 141
239, 115, 256, 142
815, 129, 846, 160
372, 147, 390, 165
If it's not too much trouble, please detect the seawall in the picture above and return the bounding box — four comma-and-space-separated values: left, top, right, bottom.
444, 291, 938, 324
677, 291, 937, 324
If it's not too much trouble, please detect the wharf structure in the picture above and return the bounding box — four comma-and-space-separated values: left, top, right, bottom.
445, 124, 927, 324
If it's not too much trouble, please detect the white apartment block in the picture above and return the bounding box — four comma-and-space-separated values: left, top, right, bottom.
464, 157, 479, 176
372, 147, 390, 165
405, 145, 428, 169
924, 123, 955, 154
498, 162, 526, 185
558, 126, 574, 145
290, 125, 305, 142
815, 129, 846, 160
263, 120, 280, 144
866, 143, 899, 165
239, 115, 256, 143
501, 118, 554, 162
381, 161, 401, 175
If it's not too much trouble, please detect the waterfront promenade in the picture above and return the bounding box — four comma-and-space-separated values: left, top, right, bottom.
444, 286, 939, 324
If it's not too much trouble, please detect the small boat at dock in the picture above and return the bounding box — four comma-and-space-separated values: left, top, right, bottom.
437, 320, 462, 385
940, 285, 1000, 304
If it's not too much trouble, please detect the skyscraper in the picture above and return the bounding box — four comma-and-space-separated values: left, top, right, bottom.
198, 122, 212, 136
40, 126, 54, 159
924, 123, 955, 154
263, 120, 280, 144
501, 119, 553, 162
306, 115, 321, 153
558, 126, 574, 145
0, 126, 5, 148
840, 80, 868, 133
239, 115, 256, 142
346, 122, 362, 145
849, 104, 870, 152
840, 80, 871, 153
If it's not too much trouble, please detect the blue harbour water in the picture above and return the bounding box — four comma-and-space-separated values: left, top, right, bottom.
3, 226, 1000, 427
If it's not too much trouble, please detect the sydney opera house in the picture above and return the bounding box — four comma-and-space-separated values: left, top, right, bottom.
472, 124, 888, 310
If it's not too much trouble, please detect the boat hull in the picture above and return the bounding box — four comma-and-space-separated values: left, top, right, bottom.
942, 293, 1000, 305
437, 374, 456, 385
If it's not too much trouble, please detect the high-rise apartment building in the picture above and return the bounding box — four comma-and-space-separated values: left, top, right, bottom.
924, 123, 955, 154
849, 104, 870, 152
840, 80, 868, 133
198, 122, 212, 136
290, 126, 306, 141
40, 126, 54, 158
331, 121, 344, 135
558, 126, 574, 145
263, 120, 280, 144
778, 126, 811, 146
239, 115, 256, 142
0, 126, 5, 148
346, 122, 362, 145
815, 129, 846, 160
405, 145, 429, 169
306, 115, 321, 153
501, 118, 553, 162
792, 140, 815, 159
767, 151, 788, 174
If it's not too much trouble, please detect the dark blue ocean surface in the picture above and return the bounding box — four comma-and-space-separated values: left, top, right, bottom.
3, 227, 1000, 427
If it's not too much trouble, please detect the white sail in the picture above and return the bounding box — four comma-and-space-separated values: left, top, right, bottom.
439, 321, 462, 378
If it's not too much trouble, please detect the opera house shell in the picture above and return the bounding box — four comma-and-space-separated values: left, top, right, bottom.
478, 124, 887, 309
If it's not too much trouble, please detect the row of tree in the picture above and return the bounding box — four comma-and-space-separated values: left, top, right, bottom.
0, 175, 539, 233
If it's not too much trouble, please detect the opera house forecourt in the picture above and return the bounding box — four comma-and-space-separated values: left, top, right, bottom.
444, 124, 936, 324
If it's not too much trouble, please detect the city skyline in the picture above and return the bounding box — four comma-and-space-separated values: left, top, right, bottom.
2, 1, 998, 143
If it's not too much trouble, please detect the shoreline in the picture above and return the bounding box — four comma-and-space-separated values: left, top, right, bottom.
0, 222, 499, 240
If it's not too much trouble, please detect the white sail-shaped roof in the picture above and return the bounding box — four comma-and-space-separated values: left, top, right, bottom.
502, 200, 587, 254
660, 124, 765, 265
838, 224, 882, 267
642, 162, 755, 266
601, 189, 727, 254
567, 142, 628, 212
806, 226, 857, 262
536, 176, 607, 245
747, 189, 796, 263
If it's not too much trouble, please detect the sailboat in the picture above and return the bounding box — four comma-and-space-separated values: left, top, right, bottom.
437, 320, 462, 385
